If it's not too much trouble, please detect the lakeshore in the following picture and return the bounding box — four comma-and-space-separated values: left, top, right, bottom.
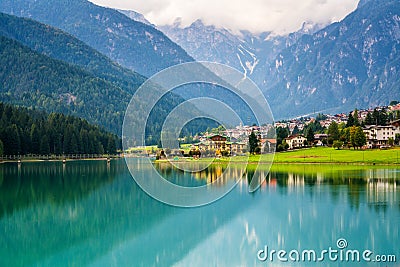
3, 147, 400, 165
154, 147, 400, 165
0, 154, 121, 164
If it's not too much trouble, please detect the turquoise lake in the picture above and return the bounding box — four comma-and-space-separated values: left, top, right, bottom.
0, 159, 399, 266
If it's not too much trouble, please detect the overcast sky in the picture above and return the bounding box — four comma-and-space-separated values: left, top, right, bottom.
89, 0, 359, 34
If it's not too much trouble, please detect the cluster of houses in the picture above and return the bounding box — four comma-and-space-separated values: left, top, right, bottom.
281, 121, 400, 150
272, 105, 400, 150
185, 123, 276, 156
189, 116, 400, 155
222, 124, 273, 140
154, 105, 400, 157
190, 133, 276, 156
274, 105, 394, 133
274, 114, 348, 133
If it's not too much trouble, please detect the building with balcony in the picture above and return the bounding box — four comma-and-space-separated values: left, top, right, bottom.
363, 125, 400, 148
285, 135, 307, 149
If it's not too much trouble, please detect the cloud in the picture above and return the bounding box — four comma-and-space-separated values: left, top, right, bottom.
89, 0, 359, 34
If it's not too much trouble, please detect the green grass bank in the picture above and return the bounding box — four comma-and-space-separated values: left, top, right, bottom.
157, 147, 400, 165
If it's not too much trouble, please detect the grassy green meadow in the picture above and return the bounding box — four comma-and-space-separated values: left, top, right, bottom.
155, 146, 400, 165
272, 147, 400, 164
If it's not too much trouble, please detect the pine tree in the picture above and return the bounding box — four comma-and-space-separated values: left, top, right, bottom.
88, 131, 97, 154
276, 127, 290, 145
248, 131, 259, 154
379, 111, 388, 125
292, 125, 300, 135
0, 102, 120, 156
30, 123, 40, 154
354, 127, 366, 149
349, 126, 357, 149
346, 113, 355, 127
63, 127, 71, 154
39, 135, 50, 155
328, 121, 340, 141
70, 133, 79, 154
106, 135, 117, 154
305, 127, 315, 143
0, 139, 3, 156
349, 126, 366, 149
5, 124, 21, 155
97, 142, 105, 155
372, 109, 379, 125
54, 133, 63, 155
341, 127, 351, 146
353, 109, 360, 126
79, 129, 89, 154
365, 112, 374, 125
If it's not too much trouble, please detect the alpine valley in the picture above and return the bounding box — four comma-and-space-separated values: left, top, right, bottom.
0, 0, 399, 127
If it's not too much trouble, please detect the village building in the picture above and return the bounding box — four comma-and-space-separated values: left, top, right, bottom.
192, 134, 250, 156
207, 134, 228, 152
363, 125, 400, 148
285, 134, 307, 149
228, 142, 247, 155
314, 133, 328, 146
193, 135, 229, 156
260, 139, 277, 153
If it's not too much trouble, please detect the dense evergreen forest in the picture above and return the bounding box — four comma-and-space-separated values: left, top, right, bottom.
0, 35, 207, 144
0, 14, 221, 146
0, 35, 131, 135
0, 103, 120, 156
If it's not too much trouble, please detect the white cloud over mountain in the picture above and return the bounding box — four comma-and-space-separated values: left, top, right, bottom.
90, 0, 358, 34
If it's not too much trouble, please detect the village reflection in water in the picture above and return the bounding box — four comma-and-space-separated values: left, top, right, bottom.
1, 159, 399, 266
154, 161, 273, 188
154, 161, 400, 209
261, 167, 400, 213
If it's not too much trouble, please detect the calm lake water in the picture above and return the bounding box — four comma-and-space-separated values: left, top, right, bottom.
0, 159, 399, 267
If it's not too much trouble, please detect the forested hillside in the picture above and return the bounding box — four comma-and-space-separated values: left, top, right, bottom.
0, 0, 194, 77
0, 103, 120, 156
0, 35, 131, 134
0, 12, 145, 94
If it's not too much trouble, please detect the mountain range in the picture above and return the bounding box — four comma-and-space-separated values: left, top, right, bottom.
0, 0, 399, 126
155, 0, 400, 118
265, 0, 400, 117
159, 19, 322, 87
0, 0, 193, 77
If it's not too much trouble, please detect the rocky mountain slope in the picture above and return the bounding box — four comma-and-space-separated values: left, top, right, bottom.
265, 0, 400, 117
156, 0, 399, 118
0, 0, 194, 77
